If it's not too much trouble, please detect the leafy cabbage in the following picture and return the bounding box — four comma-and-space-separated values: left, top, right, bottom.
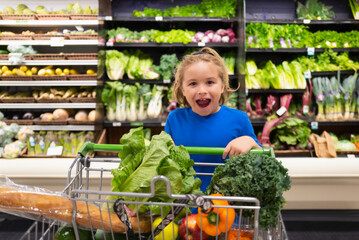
111, 127, 202, 214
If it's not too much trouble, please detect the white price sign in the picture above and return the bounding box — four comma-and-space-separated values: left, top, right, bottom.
47, 146, 63, 156
303, 19, 311, 24
113, 122, 122, 127
50, 37, 65, 47
311, 121, 318, 130
307, 47, 315, 56
276, 106, 287, 116
304, 71, 312, 79
155, 16, 163, 21
198, 42, 206, 47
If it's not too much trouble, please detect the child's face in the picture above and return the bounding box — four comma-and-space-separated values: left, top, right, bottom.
182, 61, 224, 116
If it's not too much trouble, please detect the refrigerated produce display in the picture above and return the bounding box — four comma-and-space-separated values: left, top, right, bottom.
0, 0, 359, 239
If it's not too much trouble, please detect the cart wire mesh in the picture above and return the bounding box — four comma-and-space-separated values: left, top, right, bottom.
21, 144, 288, 240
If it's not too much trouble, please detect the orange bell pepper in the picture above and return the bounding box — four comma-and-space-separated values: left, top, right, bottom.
196, 193, 235, 236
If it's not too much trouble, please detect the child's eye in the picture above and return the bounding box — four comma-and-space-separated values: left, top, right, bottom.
189, 82, 197, 86
207, 80, 214, 85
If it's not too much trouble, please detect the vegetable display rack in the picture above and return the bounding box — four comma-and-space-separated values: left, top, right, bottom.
21, 143, 288, 240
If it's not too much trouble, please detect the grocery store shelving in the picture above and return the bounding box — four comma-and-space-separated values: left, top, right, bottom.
247, 89, 306, 94
0, 60, 98, 66
105, 42, 238, 48
246, 19, 359, 25
250, 119, 359, 128
0, 40, 98, 46
0, 80, 97, 86
0, 20, 98, 27
104, 120, 166, 127
105, 16, 239, 22
28, 125, 95, 131
0, 103, 96, 109
246, 48, 359, 53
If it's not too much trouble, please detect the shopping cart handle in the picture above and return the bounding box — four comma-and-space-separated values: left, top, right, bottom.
78, 142, 274, 157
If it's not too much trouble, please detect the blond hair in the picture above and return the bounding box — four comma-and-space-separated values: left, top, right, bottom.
173, 47, 236, 107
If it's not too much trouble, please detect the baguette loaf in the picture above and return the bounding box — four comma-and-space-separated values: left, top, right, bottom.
0, 186, 151, 233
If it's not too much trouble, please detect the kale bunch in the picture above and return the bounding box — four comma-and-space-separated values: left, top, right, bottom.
206, 152, 291, 229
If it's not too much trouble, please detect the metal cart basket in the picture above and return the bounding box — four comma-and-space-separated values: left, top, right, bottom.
20, 143, 288, 240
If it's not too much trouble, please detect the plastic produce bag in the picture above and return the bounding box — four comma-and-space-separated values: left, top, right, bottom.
2, 140, 25, 159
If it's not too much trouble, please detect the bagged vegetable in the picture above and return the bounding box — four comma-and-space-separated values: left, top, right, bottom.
2, 140, 25, 159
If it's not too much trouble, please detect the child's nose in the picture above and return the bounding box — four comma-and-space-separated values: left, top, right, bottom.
197, 84, 207, 94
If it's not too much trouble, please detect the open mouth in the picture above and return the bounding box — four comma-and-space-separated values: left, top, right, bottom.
196, 98, 211, 108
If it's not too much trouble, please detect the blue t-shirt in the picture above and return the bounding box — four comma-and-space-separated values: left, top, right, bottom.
164, 105, 261, 192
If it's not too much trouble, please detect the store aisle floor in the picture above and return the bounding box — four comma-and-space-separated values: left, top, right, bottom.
1, 210, 359, 239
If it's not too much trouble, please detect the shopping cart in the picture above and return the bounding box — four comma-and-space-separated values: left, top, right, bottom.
20, 143, 288, 240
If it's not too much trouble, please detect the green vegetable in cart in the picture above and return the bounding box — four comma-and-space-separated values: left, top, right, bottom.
110, 127, 202, 215
54, 224, 92, 240
206, 152, 291, 230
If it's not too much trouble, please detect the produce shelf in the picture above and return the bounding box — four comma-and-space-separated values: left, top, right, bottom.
104, 120, 166, 127
105, 79, 172, 84
250, 118, 359, 127
247, 89, 306, 94
0, 40, 98, 46
28, 125, 95, 131
246, 48, 359, 53
0, 20, 99, 27
106, 42, 238, 48
246, 19, 359, 25
0, 60, 98, 66
0, 80, 97, 86
105, 16, 239, 22
0, 103, 96, 109
311, 70, 355, 76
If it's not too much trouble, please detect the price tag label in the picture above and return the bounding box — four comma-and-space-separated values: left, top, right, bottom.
106, 42, 114, 46
347, 154, 356, 158
303, 19, 311, 24
161, 122, 166, 127
163, 79, 171, 84
303, 105, 309, 114
50, 37, 65, 47
198, 42, 205, 47
105, 16, 113, 21
311, 121, 318, 130
276, 106, 287, 116
155, 16, 163, 21
113, 122, 122, 127
47, 146, 63, 156
75, 26, 84, 32
15, 20, 28, 24
304, 71, 312, 79
307, 47, 315, 56
130, 122, 143, 127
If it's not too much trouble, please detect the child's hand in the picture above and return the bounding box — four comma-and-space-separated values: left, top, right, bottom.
222, 136, 261, 159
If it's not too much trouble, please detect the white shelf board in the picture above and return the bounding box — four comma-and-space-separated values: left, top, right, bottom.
0, 20, 98, 27
0, 103, 96, 109
28, 125, 95, 131
0, 40, 98, 46
0, 60, 98, 66
0, 80, 97, 86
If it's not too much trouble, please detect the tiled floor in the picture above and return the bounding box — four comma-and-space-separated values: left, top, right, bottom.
1, 210, 359, 239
